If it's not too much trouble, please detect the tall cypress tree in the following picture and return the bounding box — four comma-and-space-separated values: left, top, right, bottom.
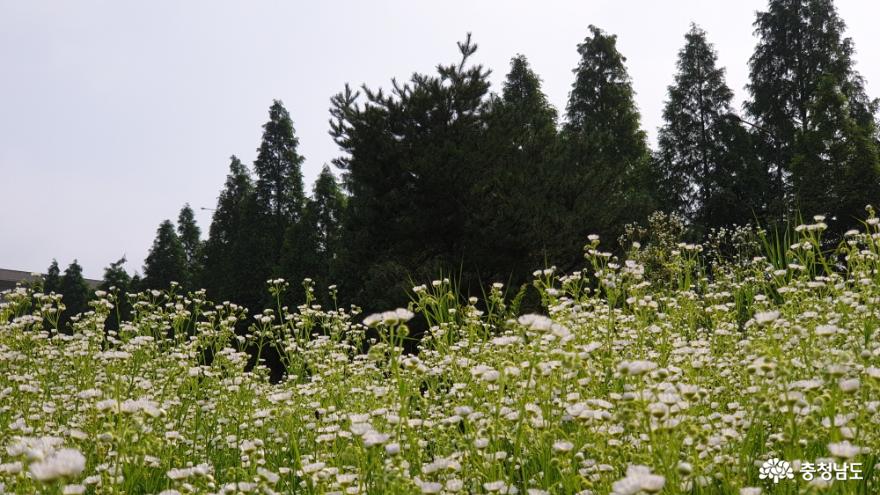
657, 25, 766, 232
43, 259, 61, 294
203, 156, 255, 304
746, 0, 880, 225
308, 166, 346, 281
248, 100, 307, 307
560, 25, 653, 258
253, 100, 306, 233
100, 256, 132, 329
474, 54, 559, 282
59, 260, 89, 328
176, 203, 203, 289
280, 166, 346, 303
143, 220, 187, 290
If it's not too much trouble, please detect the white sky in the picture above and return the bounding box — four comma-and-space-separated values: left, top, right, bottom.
2, 0, 879, 279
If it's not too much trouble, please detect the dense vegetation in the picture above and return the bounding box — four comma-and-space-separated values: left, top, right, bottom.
8, 2, 880, 491
40, 0, 880, 322
4, 215, 880, 494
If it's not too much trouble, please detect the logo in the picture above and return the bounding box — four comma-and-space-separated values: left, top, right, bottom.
759, 458, 794, 484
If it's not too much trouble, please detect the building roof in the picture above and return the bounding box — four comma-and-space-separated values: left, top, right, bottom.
0, 268, 101, 291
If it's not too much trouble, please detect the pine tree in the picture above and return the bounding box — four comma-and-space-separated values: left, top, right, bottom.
43, 259, 61, 294
560, 25, 653, 258
657, 25, 767, 232
143, 220, 187, 290
177, 203, 203, 289
59, 259, 89, 329
330, 35, 491, 309
746, 0, 880, 225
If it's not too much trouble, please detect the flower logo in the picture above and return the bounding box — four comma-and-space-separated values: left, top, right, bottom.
759, 458, 794, 483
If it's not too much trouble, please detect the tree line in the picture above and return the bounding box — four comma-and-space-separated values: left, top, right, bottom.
42, 0, 880, 321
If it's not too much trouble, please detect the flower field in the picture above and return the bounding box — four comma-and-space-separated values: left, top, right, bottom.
2, 217, 880, 494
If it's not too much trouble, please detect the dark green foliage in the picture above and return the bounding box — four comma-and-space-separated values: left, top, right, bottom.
746, 0, 880, 225
100, 256, 132, 329
129, 273, 142, 294
164, 9, 880, 315
59, 260, 89, 328
43, 259, 61, 294
559, 25, 654, 259
100, 256, 131, 293
470, 55, 559, 284
280, 165, 346, 304
202, 101, 307, 314
254, 100, 306, 219
202, 156, 256, 305
330, 34, 492, 309
254, 100, 306, 238
143, 220, 187, 290
246, 101, 309, 309
177, 204, 203, 290
657, 25, 768, 233
791, 76, 880, 226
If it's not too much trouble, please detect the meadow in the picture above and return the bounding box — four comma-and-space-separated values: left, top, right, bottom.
1, 213, 879, 494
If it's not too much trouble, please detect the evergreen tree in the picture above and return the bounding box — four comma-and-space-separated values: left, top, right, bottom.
129, 273, 143, 294
43, 259, 61, 294
474, 54, 559, 283
657, 25, 767, 232
792, 76, 880, 224
100, 256, 132, 329
143, 220, 187, 290
331, 35, 491, 309
746, 0, 880, 224
253, 100, 306, 231
176, 203, 203, 289
100, 256, 131, 293
242, 100, 308, 307
560, 25, 653, 259
202, 156, 263, 309
280, 165, 346, 303
59, 259, 89, 328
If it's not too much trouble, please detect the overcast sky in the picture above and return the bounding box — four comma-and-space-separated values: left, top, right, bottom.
2, 1, 879, 279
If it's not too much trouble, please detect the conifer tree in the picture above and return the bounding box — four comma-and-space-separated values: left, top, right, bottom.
129, 274, 143, 294
246, 100, 308, 307
143, 220, 187, 290
280, 165, 346, 303
657, 25, 766, 232
176, 203, 203, 289
475, 54, 559, 282
792, 76, 880, 224
100, 256, 132, 329
100, 256, 131, 293
560, 25, 653, 258
203, 156, 254, 303
746, 0, 880, 225
253, 100, 306, 232
330, 35, 491, 308
59, 259, 89, 328
43, 259, 61, 294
